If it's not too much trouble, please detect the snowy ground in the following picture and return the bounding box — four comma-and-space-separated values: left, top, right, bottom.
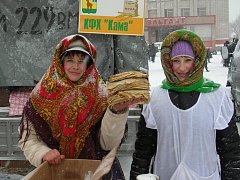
0, 171, 26, 180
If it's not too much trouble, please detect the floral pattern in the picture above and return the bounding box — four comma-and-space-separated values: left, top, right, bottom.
28, 34, 108, 158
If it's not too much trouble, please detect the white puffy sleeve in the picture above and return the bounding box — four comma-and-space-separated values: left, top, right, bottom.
100, 107, 129, 150
214, 87, 234, 130
18, 119, 51, 167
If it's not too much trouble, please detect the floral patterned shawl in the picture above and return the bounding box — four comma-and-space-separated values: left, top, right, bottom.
20, 34, 108, 158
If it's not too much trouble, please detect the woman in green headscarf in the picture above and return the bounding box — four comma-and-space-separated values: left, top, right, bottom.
130, 30, 240, 180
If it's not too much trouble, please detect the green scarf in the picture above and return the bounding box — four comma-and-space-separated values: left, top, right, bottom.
161, 76, 220, 93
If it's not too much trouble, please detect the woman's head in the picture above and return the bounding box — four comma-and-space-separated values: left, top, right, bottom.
53, 34, 97, 83
171, 56, 195, 82
62, 51, 93, 82
161, 30, 206, 87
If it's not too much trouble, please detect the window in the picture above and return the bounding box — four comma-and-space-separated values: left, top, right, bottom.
164, 9, 174, 17
197, 8, 206, 16
148, 9, 157, 18
181, 8, 190, 16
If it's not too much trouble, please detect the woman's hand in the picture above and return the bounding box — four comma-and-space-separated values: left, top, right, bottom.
110, 97, 145, 114
42, 149, 65, 165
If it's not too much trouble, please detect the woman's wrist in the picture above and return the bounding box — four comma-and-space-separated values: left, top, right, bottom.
109, 106, 128, 114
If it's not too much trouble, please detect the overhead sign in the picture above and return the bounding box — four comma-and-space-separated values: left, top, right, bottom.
145, 15, 215, 27
79, 0, 145, 36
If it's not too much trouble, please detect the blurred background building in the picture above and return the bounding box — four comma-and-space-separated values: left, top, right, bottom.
145, 0, 229, 48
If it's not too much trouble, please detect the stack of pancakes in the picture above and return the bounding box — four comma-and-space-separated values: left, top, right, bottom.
107, 71, 150, 106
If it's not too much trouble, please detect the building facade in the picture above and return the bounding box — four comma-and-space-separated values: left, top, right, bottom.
145, 0, 229, 48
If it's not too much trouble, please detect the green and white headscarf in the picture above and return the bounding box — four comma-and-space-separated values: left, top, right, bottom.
161, 29, 220, 93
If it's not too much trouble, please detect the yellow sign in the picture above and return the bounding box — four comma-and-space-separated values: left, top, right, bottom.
79, 0, 145, 36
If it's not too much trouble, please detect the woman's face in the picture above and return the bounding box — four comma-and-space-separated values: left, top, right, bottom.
171, 56, 195, 81
63, 51, 88, 82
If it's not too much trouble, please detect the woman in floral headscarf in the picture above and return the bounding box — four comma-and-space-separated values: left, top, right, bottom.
130, 30, 240, 180
18, 34, 140, 179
